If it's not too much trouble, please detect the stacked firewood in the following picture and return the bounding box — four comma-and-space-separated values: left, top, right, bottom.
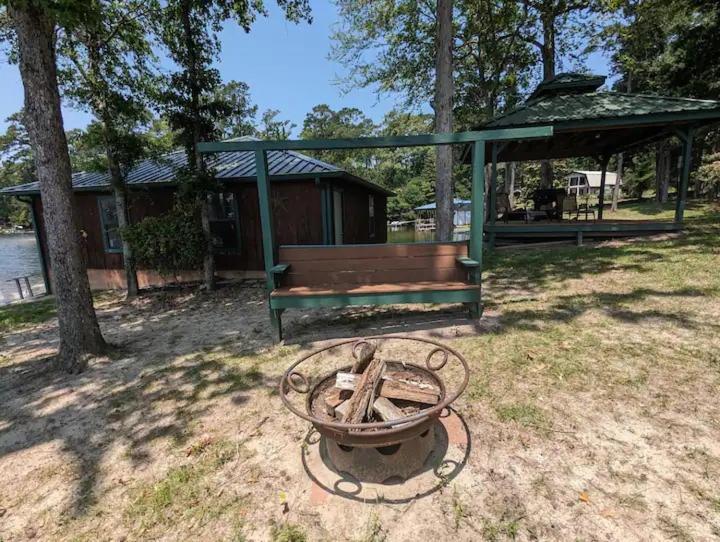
323, 342, 441, 426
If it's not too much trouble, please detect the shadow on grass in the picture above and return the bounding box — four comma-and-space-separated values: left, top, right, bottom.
0, 286, 276, 519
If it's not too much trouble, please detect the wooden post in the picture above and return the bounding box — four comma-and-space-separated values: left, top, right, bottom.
470, 140, 485, 317
255, 149, 276, 291
24, 196, 51, 295
597, 155, 609, 220
675, 128, 694, 223
488, 142, 498, 248
255, 149, 282, 341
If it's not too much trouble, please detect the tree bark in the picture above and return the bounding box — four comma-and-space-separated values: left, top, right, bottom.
181, 0, 215, 290
539, 9, 555, 189
504, 162, 516, 208
434, 0, 454, 242
611, 153, 623, 212
9, 2, 105, 373
656, 141, 671, 203
110, 172, 139, 297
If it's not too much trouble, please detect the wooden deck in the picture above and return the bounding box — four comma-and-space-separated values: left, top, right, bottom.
485, 219, 681, 244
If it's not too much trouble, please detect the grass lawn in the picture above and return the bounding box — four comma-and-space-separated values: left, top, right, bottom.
0, 296, 55, 335
0, 201, 718, 541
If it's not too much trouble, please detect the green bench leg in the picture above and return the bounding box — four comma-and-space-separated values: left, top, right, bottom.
270, 308, 284, 343
466, 301, 483, 319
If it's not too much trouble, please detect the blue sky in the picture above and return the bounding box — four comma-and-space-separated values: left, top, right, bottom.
0, 1, 613, 135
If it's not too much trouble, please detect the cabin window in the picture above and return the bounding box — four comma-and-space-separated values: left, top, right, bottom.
208, 192, 241, 253
97, 196, 122, 253
368, 194, 376, 238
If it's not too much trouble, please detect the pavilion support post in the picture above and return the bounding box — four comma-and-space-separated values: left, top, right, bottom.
255, 149, 282, 342
597, 155, 610, 220
675, 128, 694, 223
469, 140, 485, 317
488, 142, 499, 248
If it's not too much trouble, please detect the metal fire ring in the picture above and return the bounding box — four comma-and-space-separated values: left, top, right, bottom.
279, 335, 470, 443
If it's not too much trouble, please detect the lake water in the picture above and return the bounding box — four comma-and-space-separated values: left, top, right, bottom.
0, 233, 46, 305
387, 226, 470, 243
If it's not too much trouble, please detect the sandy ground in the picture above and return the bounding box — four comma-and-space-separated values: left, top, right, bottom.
1, 240, 719, 541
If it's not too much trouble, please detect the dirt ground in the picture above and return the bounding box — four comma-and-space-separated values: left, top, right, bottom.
1, 231, 720, 541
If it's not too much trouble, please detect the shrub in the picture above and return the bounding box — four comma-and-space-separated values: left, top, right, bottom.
121, 202, 206, 277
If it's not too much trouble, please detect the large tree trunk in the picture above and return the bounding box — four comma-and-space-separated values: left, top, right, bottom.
656, 141, 671, 203
434, 0, 454, 242
539, 11, 555, 189
181, 0, 215, 290
10, 3, 105, 373
504, 162, 516, 208
611, 153, 623, 212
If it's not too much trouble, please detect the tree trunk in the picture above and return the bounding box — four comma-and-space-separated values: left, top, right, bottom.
539, 11, 555, 189
112, 183, 139, 297
656, 141, 670, 203
434, 0, 454, 242
181, 0, 215, 290
611, 153, 623, 212
504, 162, 516, 208
9, 3, 105, 373
101, 116, 138, 297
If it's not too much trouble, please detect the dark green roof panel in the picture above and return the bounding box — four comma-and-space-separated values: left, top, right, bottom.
485, 92, 720, 129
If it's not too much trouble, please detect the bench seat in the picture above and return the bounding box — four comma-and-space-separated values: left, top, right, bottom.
271, 281, 479, 297
267, 242, 482, 340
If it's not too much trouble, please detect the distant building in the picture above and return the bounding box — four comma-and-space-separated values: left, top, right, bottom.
565, 170, 619, 196
414, 199, 471, 230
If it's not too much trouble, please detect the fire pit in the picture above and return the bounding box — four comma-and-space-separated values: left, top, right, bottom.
280, 336, 470, 483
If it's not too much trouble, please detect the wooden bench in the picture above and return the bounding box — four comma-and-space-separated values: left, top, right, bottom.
268, 241, 481, 341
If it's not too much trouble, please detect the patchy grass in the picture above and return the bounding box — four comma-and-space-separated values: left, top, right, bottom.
270, 522, 307, 542
0, 296, 55, 334
494, 402, 548, 430
126, 438, 249, 532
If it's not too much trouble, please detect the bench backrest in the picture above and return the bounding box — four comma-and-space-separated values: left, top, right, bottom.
278, 242, 469, 286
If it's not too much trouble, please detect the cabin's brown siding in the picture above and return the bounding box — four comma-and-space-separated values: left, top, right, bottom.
339, 182, 387, 244
32, 177, 387, 280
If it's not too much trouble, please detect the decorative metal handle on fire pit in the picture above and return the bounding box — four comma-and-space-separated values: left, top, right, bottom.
279, 335, 470, 447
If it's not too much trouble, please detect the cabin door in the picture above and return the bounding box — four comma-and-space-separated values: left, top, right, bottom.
332, 189, 344, 245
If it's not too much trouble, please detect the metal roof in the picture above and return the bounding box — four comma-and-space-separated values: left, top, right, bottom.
415, 199, 471, 211
1, 136, 392, 196
485, 91, 720, 129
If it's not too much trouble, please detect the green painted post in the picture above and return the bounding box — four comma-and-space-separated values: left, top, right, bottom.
488, 142, 499, 248
27, 198, 51, 295
470, 140, 485, 286
255, 149, 276, 290
675, 128, 694, 222
255, 149, 282, 341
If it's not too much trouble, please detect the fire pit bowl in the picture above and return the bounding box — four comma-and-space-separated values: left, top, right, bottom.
279, 336, 470, 449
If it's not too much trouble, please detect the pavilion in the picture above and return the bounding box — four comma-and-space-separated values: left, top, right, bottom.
477, 73, 720, 245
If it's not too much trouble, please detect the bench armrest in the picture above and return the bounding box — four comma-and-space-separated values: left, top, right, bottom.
270, 263, 290, 289
455, 256, 480, 268
270, 263, 290, 275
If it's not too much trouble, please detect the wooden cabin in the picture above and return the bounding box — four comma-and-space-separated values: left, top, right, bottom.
1, 138, 391, 291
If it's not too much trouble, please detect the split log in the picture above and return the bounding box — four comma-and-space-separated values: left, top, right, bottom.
334, 400, 351, 420
341, 357, 386, 424
373, 397, 405, 423
335, 371, 440, 405
324, 388, 351, 416
350, 341, 377, 373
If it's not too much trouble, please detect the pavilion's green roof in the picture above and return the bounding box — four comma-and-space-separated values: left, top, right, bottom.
528, 72, 606, 100
485, 91, 720, 130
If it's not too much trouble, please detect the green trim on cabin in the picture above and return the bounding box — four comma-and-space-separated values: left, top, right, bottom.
269, 287, 481, 310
